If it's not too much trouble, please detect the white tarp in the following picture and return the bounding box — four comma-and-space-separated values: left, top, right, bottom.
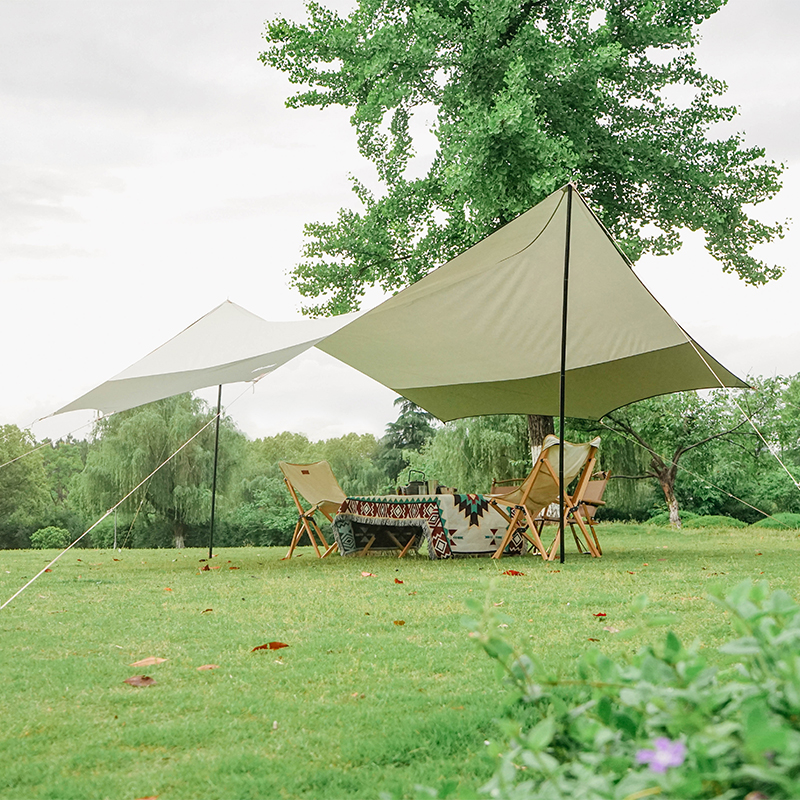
54, 300, 359, 416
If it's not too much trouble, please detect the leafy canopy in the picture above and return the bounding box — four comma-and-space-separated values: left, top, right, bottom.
262, 0, 785, 315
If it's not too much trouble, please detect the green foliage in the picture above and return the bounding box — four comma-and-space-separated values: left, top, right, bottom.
459, 579, 800, 800
407, 414, 531, 493
72, 394, 247, 548
681, 514, 747, 529
751, 512, 800, 531
375, 397, 436, 482
645, 510, 700, 526
262, 0, 785, 317
29, 526, 71, 550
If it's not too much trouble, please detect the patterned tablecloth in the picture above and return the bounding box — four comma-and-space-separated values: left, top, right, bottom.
332, 494, 523, 559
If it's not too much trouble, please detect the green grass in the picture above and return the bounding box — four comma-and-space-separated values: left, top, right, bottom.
0, 522, 798, 800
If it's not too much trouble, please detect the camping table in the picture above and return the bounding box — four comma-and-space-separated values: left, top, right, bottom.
331, 494, 523, 559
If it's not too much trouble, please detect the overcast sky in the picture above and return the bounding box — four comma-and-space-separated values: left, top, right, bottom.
3, 0, 798, 444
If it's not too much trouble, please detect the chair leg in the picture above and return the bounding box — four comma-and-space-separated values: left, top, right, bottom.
360, 535, 376, 556
283, 520, 304, 560
491, 507, 525, 559
397, 534, 417, 558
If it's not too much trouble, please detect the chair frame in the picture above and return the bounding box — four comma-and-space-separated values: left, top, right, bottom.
280, 462, 344, 560
488, 439, 601, 560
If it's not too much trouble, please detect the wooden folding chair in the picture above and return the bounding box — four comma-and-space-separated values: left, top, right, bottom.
279, 461, 346, 559
568, 471, 610, 556
487, 435, 601, 560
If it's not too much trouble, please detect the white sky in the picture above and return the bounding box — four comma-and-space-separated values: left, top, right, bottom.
2, 0, 798, 444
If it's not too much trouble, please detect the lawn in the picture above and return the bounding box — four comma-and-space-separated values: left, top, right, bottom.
0, 522, 797, 800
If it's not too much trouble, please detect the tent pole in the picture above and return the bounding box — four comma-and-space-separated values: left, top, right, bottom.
208, 385, 222, 559
559, 183, 574, 564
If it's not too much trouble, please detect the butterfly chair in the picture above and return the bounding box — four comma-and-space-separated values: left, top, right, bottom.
279, 461, 346, 559
487, 435, 601, 560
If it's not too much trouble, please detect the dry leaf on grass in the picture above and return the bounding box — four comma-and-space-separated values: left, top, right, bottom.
201, 608, 213, 614
502, 569, 525, 576
361, 572, 376, 577
593, 612, 607, 617
394, 578, 404, 584
393, 620, 406, 626
124, 675, 156, 687
130, 657, 167, 667
196, 664, 219, 671
252, 642, 289, 652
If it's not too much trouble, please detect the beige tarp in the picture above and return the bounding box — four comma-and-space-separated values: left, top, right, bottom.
318, 185, 746, 421
53, 300, 359, 416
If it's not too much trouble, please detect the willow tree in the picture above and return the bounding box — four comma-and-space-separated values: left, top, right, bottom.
261, 0, 785, 442
74, 394, 245, 548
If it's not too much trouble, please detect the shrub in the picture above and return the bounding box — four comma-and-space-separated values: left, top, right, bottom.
751, 512, 800, 530
453, 580, 800, 800
682, 514, 748, 529
29, 526, 71, 549
645, 510, 699, 526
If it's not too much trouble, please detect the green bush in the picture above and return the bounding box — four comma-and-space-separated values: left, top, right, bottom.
29, 526, 71, 549
682, 514, 748, 529
645, 510, 699, 526
454, 580, 800, 800
751, 512, 800, 530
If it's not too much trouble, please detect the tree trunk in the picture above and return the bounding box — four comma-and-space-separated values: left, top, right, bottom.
173, 522, 186, 549
654, 465, 681, 529
527, 414, 554, 461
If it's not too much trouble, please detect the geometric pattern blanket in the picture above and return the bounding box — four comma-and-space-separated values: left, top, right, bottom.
332, 494, 523, 559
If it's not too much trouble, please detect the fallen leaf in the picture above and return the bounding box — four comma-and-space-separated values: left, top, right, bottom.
549, 569, 561, 573
587, 638, 600, 642
44, 568, 52, 573
755, 552, 763, 556
164, 587, 172, 592
200, 565, 210, 571
196, 664, 220, 671
627, 571, 636, 574
502, 569, 525, 576
76, 558, 82, 562
408, 591, 418, 595
202, 608, 213, 614
361, 572, 375, 577
130, 657, 167, 667
394, 578, 404, 584
593, 612, 607, 617
210, 565, 221, 570
393, 620, 406, 626
124, 675, 156, 687
199, 559, 207, 562
229, 566, 240, 570
134, 796, 159, 800
252, 642, 289, 652
113, 558, 120, 561
642, 563, 649, 566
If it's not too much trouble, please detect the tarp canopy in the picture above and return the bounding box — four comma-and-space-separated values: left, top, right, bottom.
54, 300, 359, 416
318, 185, 746, 421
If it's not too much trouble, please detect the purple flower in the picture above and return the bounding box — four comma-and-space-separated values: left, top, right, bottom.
636, 737, 687, 773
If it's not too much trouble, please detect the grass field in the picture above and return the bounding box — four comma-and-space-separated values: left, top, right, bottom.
1, 522, 798, 800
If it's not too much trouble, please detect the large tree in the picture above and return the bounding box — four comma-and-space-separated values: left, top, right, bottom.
261, 0, 785, 314
261, 0, 785, 448
73, 394, 245, 548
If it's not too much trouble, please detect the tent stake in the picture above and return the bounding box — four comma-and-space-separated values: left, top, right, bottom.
559, 184, 574, 564
208, 385, 222, 559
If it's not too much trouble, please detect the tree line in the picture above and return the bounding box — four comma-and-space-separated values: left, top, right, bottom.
1, 375, 799, 550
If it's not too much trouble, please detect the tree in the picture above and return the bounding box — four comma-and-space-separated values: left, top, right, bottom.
261, 0, 785, 449
596, 388, 762, 526
406, 413, 531, 493
73, 394, 246, 548
0, 425, 50, 548
375, 396, 436, 482
262, 0, 785, 312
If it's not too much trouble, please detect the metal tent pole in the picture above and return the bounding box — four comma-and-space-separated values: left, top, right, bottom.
208, 385, 222, 559
559, 183, 574, 564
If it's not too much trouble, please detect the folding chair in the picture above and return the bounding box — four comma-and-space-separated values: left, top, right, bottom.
569, 471, 610, 556
487, 435, 601, 560
279, 461, 346, 559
